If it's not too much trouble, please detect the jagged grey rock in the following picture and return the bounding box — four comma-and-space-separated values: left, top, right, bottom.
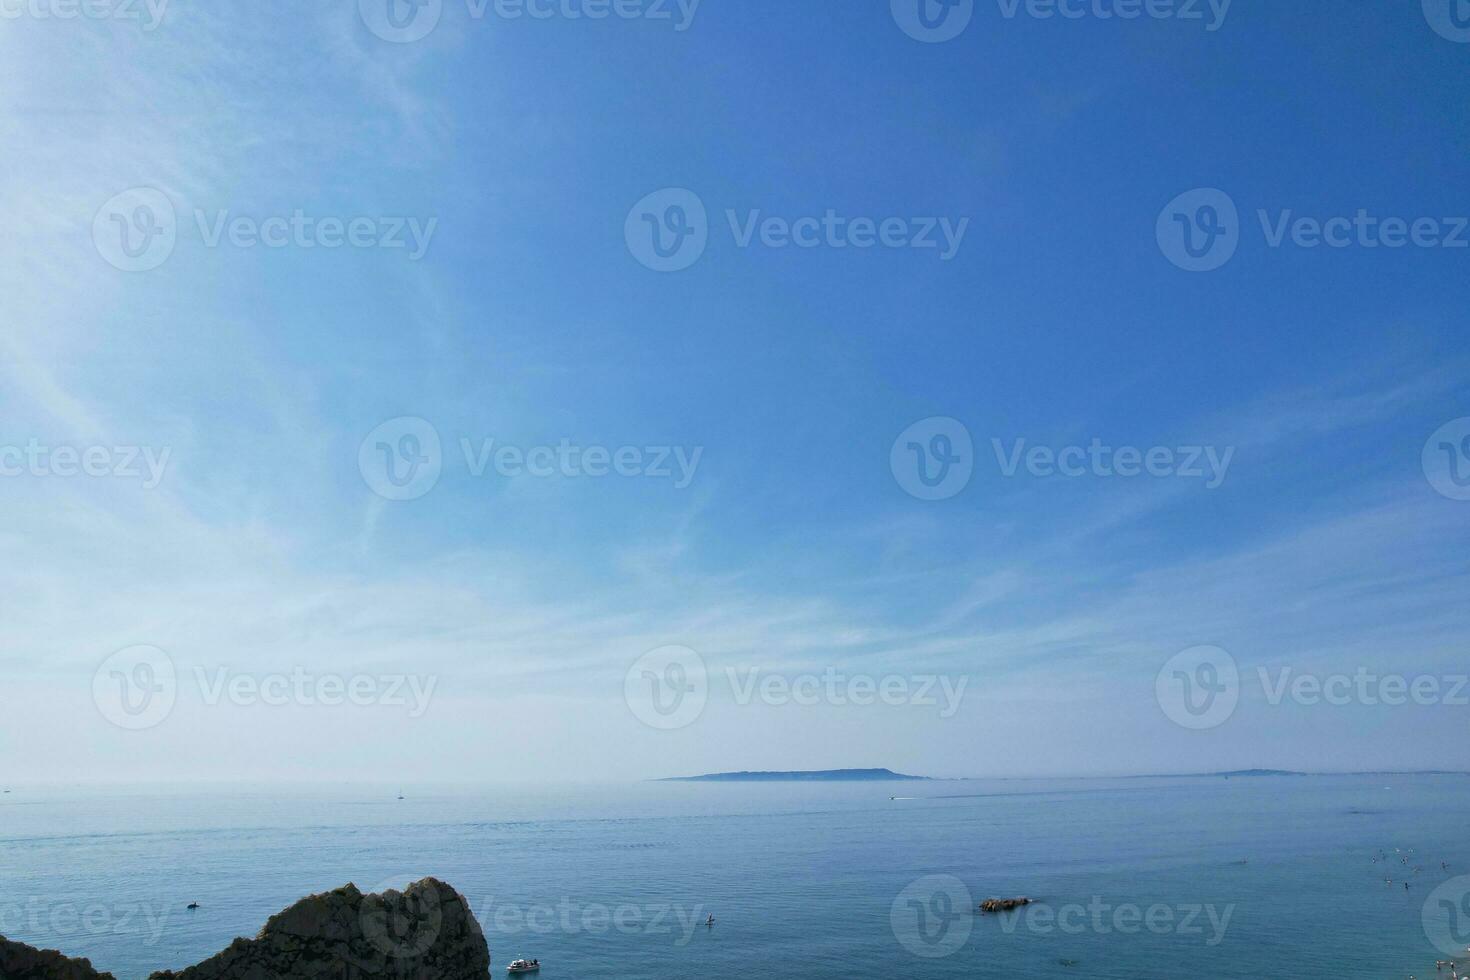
2, 878, 489, 980
147, 877, 491, 980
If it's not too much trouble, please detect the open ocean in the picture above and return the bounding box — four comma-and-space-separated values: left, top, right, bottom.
3, 774, 1468, 979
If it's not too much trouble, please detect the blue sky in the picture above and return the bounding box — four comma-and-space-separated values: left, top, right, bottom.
1, 0, 1468, 782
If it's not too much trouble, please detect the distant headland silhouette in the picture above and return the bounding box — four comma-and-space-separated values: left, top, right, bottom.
658, 768, 931, 782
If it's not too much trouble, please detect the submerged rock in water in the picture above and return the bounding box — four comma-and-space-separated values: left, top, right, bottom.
978, 897, 1033, 914
0, 937, 117, 979
148, 877, 491, 980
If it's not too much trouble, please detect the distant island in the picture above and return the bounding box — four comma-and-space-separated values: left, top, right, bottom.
655, 768, 1468, 784
659, 768, 931, 782
1124, 770, 1315, 780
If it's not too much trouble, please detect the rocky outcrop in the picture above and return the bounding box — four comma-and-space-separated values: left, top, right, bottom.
149, 878, 490, 980
978, 897, 1033, 914
0, 937, 116, 979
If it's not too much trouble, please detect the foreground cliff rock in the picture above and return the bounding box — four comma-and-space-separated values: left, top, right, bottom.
0, 937, 116, 979
0, 878, 487, 980
149, 877, 490, 980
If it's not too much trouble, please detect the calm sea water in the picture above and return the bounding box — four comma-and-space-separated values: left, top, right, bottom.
2, 775, 1467, 979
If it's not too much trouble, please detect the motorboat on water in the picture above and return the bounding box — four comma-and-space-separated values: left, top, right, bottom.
507, 959, 540, 974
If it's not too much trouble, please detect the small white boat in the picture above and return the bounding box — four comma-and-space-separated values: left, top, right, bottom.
507, 959, 540, 974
